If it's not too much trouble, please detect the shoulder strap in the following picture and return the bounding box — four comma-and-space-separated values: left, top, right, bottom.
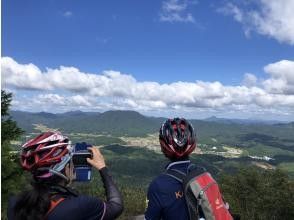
165, 169, 187, 183
45, 195, 65, 218
44, 185, 78, 218
164, 164, 207, 185
164, 163, 205, 182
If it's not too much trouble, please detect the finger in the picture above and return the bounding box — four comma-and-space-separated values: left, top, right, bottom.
90, 147, 100, 157
87, 147, 96, 157
86, 157, 94, 165
87, 147, 94, 153
95, 148, 102, 155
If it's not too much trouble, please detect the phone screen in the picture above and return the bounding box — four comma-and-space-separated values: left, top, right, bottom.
72, 151, 92, 167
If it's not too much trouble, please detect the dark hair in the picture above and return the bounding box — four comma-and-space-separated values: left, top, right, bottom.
13, 176, 63, 220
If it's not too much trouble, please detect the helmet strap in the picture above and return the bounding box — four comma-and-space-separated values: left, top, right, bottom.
49, 169, 70, 183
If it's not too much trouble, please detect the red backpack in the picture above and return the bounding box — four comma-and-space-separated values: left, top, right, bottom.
165, 165, 233, 220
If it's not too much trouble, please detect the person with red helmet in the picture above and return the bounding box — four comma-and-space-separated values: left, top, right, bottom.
145, 118, 197, 220
7, 131, 123, 220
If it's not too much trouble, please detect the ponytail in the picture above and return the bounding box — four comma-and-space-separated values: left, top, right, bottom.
13, 180, 50, 220
13, 175, 63, 220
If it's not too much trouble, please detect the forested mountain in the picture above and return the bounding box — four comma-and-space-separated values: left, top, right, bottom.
10, 110, 294, 138
11, 110, 162, 136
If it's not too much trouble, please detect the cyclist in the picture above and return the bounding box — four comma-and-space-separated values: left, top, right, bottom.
145, 118, 197, 220
8, 131, 123, 220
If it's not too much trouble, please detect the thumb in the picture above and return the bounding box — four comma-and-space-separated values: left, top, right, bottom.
87, 157, 94, 166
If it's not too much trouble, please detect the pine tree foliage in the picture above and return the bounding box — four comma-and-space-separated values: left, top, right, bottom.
1, 90, 25, 219
219, 167, 294, 220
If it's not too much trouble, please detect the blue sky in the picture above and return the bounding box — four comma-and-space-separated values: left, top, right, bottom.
2, 0, 294, 120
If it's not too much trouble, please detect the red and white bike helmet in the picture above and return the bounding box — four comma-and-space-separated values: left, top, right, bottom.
20, 131, 73, 181
159, 118, 196, 159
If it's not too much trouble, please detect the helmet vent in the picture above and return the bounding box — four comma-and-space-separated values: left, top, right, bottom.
159, 118, 196, 159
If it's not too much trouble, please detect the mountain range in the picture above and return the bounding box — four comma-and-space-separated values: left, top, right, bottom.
10, 110, 161, 136
9, 110, 294, 178
10, 110, 294, 140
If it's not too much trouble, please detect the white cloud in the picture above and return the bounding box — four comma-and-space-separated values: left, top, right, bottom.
263, 60, 294, 94
1, 57, 294, 119
219, 0, 294, 45
11, 93, 96, 112
219, 2, 243, 23
36, 94, 92, 107
63, 11, 73, 18
1, 57, 52, 90
159, 0, 196, 23
243, 73, 258, 87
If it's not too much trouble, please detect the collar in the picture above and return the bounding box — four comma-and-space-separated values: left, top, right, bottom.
49, 185, 78, 197
166, 160, 190, 170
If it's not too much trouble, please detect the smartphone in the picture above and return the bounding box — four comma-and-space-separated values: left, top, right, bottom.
73, 142, 93, 182
72, 150, 92, 167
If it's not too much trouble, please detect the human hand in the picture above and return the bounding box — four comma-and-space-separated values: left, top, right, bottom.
86, 147, 106, 170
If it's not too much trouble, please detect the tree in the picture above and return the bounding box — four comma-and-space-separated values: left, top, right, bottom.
219, 167, 294, 220
1, 90, 25, 219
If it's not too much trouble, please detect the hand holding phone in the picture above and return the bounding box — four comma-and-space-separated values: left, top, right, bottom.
86, 147, 106, 170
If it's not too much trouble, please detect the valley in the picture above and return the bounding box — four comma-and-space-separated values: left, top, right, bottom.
6, 110, 294, 219
9, 109, 294, 180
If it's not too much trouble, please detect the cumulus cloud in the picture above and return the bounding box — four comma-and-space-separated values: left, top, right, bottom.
219, 0, 294, 45
1, 56, 294, 118
36, 94, 92, 107
243, 73, 258, 87
1, 57, 51, 90
159, 0, 196, 23
11, 93, 96, 113
263, 60, 294, 94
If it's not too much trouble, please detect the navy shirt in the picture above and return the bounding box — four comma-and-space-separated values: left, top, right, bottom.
8, 167, 123, 220
145, 160, 191, 220
8, 193, 106, 220
47, 195, 105, 220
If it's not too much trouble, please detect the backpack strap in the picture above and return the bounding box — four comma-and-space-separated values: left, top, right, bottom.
165, 163, 206, 183
46, 197, 65, 217
165, 165, 207, 220
45, 194, 65, 218
165, 168, 187, 183
44, 185, 78, 218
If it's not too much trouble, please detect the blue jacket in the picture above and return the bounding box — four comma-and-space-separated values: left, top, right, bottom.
145, 160, 191, 220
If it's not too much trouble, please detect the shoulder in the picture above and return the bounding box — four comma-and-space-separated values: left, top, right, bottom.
149, 174, 167, 189
148, 173, 179, 194
65, 195, 104, 209
54, 195, 105, 212
49, 195, 105, 219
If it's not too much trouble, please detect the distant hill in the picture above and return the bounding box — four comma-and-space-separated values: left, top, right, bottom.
204, 116, 284, 125
10, 110, 294, 140
57, 110, 100, 117
11, 110, 162, 136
